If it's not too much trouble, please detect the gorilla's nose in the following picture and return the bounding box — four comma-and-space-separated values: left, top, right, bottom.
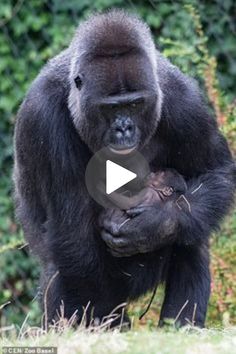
113, 117, 135, 139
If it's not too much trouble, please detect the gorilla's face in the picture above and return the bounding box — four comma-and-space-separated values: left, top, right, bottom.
69, 49, 161, 154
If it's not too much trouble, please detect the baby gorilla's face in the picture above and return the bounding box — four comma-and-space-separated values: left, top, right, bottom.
145, 170, 187, 197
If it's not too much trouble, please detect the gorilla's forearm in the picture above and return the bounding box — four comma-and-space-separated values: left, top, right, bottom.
175, 163, 236, 246
144, 162, 236, 248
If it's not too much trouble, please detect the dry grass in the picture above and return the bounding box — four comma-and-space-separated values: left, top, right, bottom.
1, 300, 236, 354
1, 325, 236, 354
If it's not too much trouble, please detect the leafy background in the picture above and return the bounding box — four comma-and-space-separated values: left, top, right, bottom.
0, 0, 235, 329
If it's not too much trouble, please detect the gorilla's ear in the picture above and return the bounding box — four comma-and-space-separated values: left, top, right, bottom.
74, 75, 83, 90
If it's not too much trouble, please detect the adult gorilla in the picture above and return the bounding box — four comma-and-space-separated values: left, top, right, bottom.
14, 10, 235, 328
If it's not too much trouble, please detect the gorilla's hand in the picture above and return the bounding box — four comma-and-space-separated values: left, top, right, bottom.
99, 202, 178, 257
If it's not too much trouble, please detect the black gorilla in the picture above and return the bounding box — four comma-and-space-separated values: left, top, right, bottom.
14, 10, 235, 328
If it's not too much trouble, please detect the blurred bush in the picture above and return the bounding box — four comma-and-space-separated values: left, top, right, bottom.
0, 0, 235, 328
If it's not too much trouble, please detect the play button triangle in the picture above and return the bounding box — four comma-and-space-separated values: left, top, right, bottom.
106, 160, 137, 194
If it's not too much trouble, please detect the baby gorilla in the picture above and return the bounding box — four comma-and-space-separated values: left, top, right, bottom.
107, 169, 188, 230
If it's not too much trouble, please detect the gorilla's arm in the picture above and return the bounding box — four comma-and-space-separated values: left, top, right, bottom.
14, 53, 101, 276
101, 162, 235, 257
100, 64, 236, 257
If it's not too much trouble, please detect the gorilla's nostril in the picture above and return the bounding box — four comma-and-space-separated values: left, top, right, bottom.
124, 125, 134, 138
115, 130, 123, 139
115, 124, 134, 138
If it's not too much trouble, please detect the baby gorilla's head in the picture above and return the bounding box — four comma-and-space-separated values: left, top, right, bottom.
144, 169, 187, 200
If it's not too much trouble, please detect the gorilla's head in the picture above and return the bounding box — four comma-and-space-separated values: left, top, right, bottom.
68, 10, 162, 154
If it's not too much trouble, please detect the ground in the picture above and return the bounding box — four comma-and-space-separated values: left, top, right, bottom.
1, 327, 236, 354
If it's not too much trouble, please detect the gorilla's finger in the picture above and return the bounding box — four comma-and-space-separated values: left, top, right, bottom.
102, 218, 120, 236
109, 249, 136, 258
101, 230, 128, 249
126, 206, 151, 217
108, 249, 126, 257
108, 243, 139, 257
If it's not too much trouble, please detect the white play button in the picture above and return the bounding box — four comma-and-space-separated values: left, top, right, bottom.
106, 160, 137, 194
85, 146, 150, 208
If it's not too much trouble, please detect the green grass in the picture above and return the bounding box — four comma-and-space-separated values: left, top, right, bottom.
1, 327, 236, 354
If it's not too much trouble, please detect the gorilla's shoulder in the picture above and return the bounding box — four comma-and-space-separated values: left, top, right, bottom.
156, 52, 217, 143
17, 49, 71, 124
26, 49, 71, 104
156, 52, 200, 98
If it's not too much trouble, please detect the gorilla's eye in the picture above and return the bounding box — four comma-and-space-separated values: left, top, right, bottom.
74, 76, 83, 90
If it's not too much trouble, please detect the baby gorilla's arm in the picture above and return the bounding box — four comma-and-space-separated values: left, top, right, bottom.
109, 188, 151, 209
106, 188, 151, 230
108, 170, 178, 210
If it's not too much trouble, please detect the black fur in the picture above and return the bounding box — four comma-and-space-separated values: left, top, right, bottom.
13, 10, 235, 328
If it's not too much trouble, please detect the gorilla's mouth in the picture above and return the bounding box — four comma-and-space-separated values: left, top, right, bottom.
108, 144, 137, 155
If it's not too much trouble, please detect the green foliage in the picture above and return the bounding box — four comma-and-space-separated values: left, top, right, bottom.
0, 0, 235, 327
